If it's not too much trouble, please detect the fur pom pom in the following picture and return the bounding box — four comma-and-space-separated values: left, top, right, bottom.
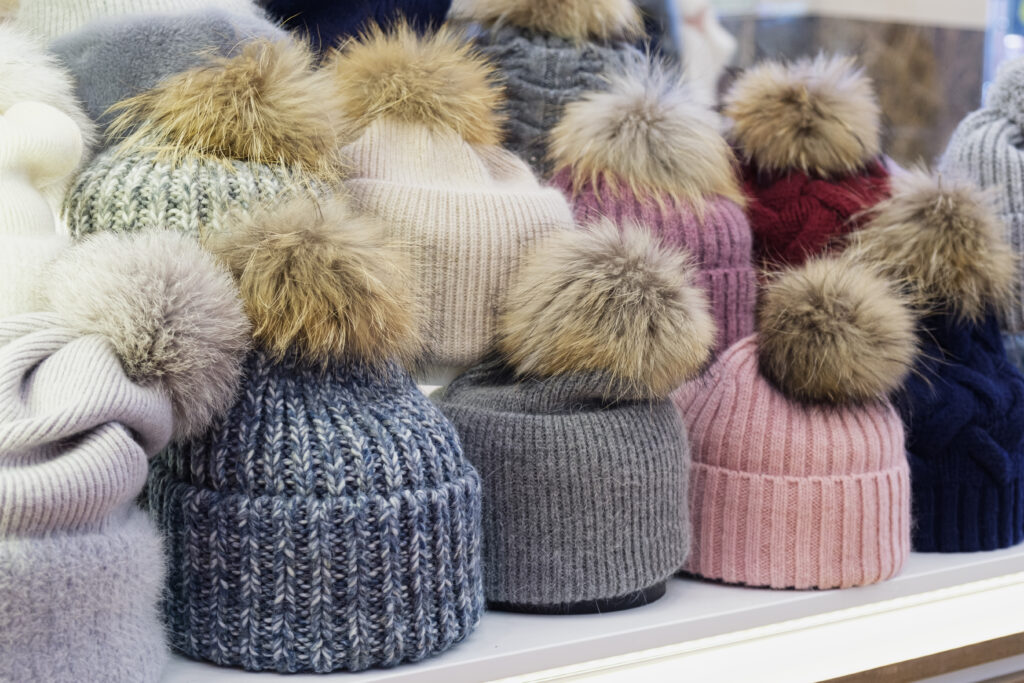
327, 22, 504, 145
450, 0, 642, 41
43, 231, 251, 439
108, 39, 345, 178
499, 219, 715, 399
758, 257, 917, 405
550, 59, 743, 209
724, 55, 881, 177
209, 197, 420, 367
846, 170, 1017, 322
987, 57, 1024, 126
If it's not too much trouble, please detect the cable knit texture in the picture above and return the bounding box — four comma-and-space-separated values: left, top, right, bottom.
551, 170, 755, 353
743, 159, 890, 269
897, 312, 1024, 552
674, 337, 910, 589
147, 349, 483, 673
434, 358, 690, 608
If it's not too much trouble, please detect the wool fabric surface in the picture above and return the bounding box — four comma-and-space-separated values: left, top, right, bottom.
344, 122, 574, 368
743, 159, 891, 269
674, 336, 911, 589
147, 349, 483, 673
897, 312, 1024, 552
550, 170, 755, 353
434, 358, 690, 609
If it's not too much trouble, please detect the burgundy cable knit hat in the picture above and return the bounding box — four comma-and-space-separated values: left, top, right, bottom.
549, 59, 755, 354
725, 55, 890, 270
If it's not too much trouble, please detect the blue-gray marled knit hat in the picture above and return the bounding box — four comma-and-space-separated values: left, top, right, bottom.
146, 197, 484, 673
434, 219, 715, 614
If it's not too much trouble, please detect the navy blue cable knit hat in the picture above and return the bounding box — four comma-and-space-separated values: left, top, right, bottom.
146, 197, 483, 672
845, 170, 1024, 552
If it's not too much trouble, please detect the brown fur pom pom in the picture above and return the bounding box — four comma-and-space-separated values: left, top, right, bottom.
724, 55, 881, 177
758, 257, 917, 405
209, 197, 420, 367
450, 0, 643, 42
498, 219, 715, 399
846, 170, 1017, 322
328, 23, 503, 145
108, 39, 346, 179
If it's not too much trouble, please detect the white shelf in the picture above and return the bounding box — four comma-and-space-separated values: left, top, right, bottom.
162, 546, 1024, 682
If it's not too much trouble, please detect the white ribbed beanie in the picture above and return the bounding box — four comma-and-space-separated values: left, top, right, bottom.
0, 101, 82, 318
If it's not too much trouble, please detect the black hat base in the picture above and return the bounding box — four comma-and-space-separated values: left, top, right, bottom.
488, 581, 667, 615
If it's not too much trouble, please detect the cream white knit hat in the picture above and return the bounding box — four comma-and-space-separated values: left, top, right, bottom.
331, 24, 575, 369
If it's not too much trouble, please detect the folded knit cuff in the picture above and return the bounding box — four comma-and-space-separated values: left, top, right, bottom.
686, 462, 911, 589
0, 505, 167, 683
701, 266, 756, 353
911, 478, 1024, 552
146, 458, 484, 673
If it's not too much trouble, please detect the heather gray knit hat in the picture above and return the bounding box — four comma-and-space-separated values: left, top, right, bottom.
940, 57, 1024, 368
449, 0, 645, 175
434, 219, 715, 613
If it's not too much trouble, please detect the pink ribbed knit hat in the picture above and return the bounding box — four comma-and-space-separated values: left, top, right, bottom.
549, 58, 755, 354
674, 257, 917, 589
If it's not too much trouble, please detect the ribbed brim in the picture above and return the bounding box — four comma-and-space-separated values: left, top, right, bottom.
912, 478, 1024, 552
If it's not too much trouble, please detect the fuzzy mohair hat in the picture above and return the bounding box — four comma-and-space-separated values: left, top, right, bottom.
148, 196, 484, 673
436, 220, 714, 613
450, 0, 646, 175
549, 58, 755, 354
0, 230, 248, 683
725, 55, 890, 270
0, 102, 82, 318
64, 38, 345, 241
940, 58, 1024, 369
675, 256, 917, 589
329, 24, 574, 370
846, 171, 1024, 552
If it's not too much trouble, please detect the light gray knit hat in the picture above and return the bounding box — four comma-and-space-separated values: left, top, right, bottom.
940, 57, 1024, 367
434, 219, 715, 612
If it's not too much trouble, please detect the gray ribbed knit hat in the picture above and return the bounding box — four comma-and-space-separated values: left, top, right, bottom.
940, 57, 1024, 367
434, 219, 716, 612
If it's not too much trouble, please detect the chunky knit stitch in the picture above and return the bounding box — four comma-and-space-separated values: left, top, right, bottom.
148, 350, 483, 673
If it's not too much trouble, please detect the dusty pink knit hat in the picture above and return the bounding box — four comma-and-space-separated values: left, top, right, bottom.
549, 58, 754, 354
674, 257, 917, 589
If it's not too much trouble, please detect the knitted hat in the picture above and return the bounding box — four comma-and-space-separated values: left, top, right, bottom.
450, 0, 646, 175
845, 171, 1024, 552
329, 24, 574, 369
0, 102, 82, 318
549, 59, 755, 354
64, 38, 344, 240
147, 197, 484, 672
725, 55, 890, 270
675, 256, 917, 589
0, 231, 249, 682
436, 221, 715, 613
940, 58, 1024, 368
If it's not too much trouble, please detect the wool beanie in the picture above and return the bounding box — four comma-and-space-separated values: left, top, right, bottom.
449, 0, 646, 175
0, 231, 249, 683
940, 58, 1024, 369
147, 197, 484, 673
435, 220, 715, 613
329, 24, 574, 370
64, 38, 345, 240
845, 171, 1024, 552
675, 256, 916, 589
549, 59, 755, 354
725, 55, 890, 270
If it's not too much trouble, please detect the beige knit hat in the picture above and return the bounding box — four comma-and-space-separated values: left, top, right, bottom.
329, 23, 574, 370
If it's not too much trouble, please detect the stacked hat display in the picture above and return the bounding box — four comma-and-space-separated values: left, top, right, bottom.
845, 171, 1024, 552
940, 58, 1024, 369
449, 0, 645, 174
435, 220, 715, 612
725, 55, 891, 270
146, 197, 484, 673
549, 58, 756, 353
675, 256, 917, 589
330, 24, 574, 370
